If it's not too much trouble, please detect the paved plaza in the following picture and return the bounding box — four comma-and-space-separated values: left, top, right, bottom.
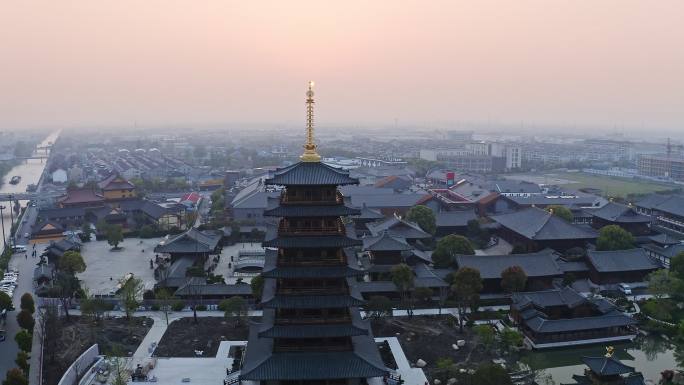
77, 238, 162, 295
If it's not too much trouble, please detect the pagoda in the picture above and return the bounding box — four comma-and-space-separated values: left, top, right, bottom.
239, 82, 387, 384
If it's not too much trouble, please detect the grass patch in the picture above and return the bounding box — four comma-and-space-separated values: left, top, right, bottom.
551, 172, 675, 198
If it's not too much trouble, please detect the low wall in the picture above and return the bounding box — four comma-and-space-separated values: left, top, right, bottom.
57, 344, 100, 385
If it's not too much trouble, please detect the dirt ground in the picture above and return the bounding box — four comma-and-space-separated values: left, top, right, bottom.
371, 315, 493, 380
154, 317, 252, 357
43, 316, 152, 385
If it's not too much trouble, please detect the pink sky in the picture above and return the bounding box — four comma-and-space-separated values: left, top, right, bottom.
1, 1, 682, 130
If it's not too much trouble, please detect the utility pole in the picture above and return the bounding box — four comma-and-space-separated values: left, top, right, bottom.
7, 195, 14, 247
0, 205, 6, 251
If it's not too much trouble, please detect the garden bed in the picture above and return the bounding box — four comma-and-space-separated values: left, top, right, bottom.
154, 317, 253, 357
43, 316, 152, 385
371, 315, 500, 380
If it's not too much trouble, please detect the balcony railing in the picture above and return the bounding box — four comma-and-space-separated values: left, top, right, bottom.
274, 343, 352, 352
276, 316, 352, 325
280, 190, 344, 205
278, 221, 345, 236
278, 258, 345, 266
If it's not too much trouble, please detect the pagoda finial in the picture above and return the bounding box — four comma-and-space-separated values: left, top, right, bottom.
300, 80, 321, 162
605, 346, 614, 357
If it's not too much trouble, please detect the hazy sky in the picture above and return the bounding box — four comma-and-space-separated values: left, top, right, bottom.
1, 1, 683, 131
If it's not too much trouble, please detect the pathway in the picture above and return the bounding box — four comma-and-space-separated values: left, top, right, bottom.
376, 337, 428, 385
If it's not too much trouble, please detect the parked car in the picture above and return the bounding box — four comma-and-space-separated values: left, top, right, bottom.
618, 283, 632, 295
12, 245, 27, 253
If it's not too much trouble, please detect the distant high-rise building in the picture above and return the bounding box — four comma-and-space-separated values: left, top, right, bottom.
638, 154, 684, 182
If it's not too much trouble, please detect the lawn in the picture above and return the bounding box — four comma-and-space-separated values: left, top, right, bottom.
511, 172, 677, 198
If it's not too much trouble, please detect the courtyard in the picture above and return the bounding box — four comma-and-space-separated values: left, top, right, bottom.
76, 238, 162, 296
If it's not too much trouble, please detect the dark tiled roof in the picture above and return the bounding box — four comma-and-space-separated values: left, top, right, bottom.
649, 233, 682, 246
491, 207, 598, 241
586, 248, 660, 273
356, 205, 385, 220
349, 193, 429, 209
98, 174, 136, 190
455, 249, 562, 280
265, 162, 358, 186
366, 216, 431, 239
511, 287, 587, 310
635, 193, 672, 210
591, 202, 650, 223
436, 210, 478, 227
154, 228, 222, 254
259, 324, 368, 338
362, 232, 412, 251
650, 195, 684, 217
526, 313, 636, 333
262, 266, 364, 279
263, 235, 361, 248
582, 356, 634, 376
239, 351, 386, 380
264, 204, 360, 218
642, 243, 684, 259
262, 294, 365, 309
57, 188, 104, 205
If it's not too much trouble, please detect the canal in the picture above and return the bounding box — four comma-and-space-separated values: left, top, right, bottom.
0, 130, 60, 251
522, 334, 682, 383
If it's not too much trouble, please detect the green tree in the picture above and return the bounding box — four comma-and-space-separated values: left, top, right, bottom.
596, 225, 635, 251
80, 222, 93, 242
119, 277, 144, 320
405, 205, 436, 235
473, 325, 496, 351
59, 251, 86, 275
471, 363, 513, 385
432, 235, 475, 268
219, 297, 248, 326
20, 293, 34, 314
14, 330, 32, 352
366, 296, 393, 318
500, 265, 527, 293
16, 310, 34, 332
670, 252, 684, 278
15, 351, 29, 375
251, 275, 264, 300
451, 267, 482, 332
391, 264, 415, 317
3, 368, 28, 385
414, 287, 433, 304
0, 291, 12, 311
546, 205, 573, 222
500, 327, 523, 351
648, 269, 681, 300
106, 224, 124, 249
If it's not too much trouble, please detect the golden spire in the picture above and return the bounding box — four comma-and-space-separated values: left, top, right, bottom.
300, 80, 321, 162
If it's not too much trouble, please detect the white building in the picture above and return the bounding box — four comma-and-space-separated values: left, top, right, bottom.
51, 168, 68, 184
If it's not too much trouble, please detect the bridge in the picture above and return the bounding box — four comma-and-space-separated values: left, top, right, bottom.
0, 193, 38, 201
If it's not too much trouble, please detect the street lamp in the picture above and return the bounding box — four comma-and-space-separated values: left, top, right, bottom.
0, 205, 6, 251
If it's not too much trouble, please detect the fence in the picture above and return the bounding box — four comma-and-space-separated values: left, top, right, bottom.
57, 344, 100, 385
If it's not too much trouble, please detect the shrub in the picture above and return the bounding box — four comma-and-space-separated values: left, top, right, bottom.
15, 330, 32, 352
150, 304, 160, 311
20, 293, 35, 314
172, 300, 185, 311
16, 310, 34, 332
195, 304, 207, 311
143, 290, 156, 300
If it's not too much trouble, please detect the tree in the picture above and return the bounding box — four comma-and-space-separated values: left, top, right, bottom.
16, 310, 34, 332
670, 252, 684, 278
219, 297, 248, 326
500, 327, 523, 352
500, 266, 527, 293
59, 251, 86, 275
119, 277, 144, 320
251, 275, 264, 301
14, 330, 32, 352
3, 368, 28, 385
432, 235, 475, 268
405, 205, 436, 235
155, 288, 173, 326
0, 291, 12, 311
596, 225, 635, 251
15, 351, 29, 375
648, 269, 681, 300
53, 271, 81, 320
471, 363, 513, 385
473, 325, 496, 351
414, 287, 433, 304
546, 205, 573, 222
20, 293, 35, 314
80, 222, 93, 242
451, 267, 483, 332
34, 305, 59, 364
391, 264, 415, 317
366, 296, 393, 318
106, 224, 124, 249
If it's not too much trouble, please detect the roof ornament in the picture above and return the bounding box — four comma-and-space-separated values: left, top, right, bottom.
300, 81, 321, 162
605, 346, 614, 358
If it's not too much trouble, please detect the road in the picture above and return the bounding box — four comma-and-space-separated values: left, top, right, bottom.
0, 250, 40, 376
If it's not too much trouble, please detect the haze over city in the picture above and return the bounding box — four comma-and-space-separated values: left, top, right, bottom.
2, 1, 683, 133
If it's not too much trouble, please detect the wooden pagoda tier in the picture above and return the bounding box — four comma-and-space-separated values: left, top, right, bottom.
240, 161, 387, 385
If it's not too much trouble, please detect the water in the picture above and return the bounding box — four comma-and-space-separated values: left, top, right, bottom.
0, 130, 60, 249
522, 335, 682, 384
